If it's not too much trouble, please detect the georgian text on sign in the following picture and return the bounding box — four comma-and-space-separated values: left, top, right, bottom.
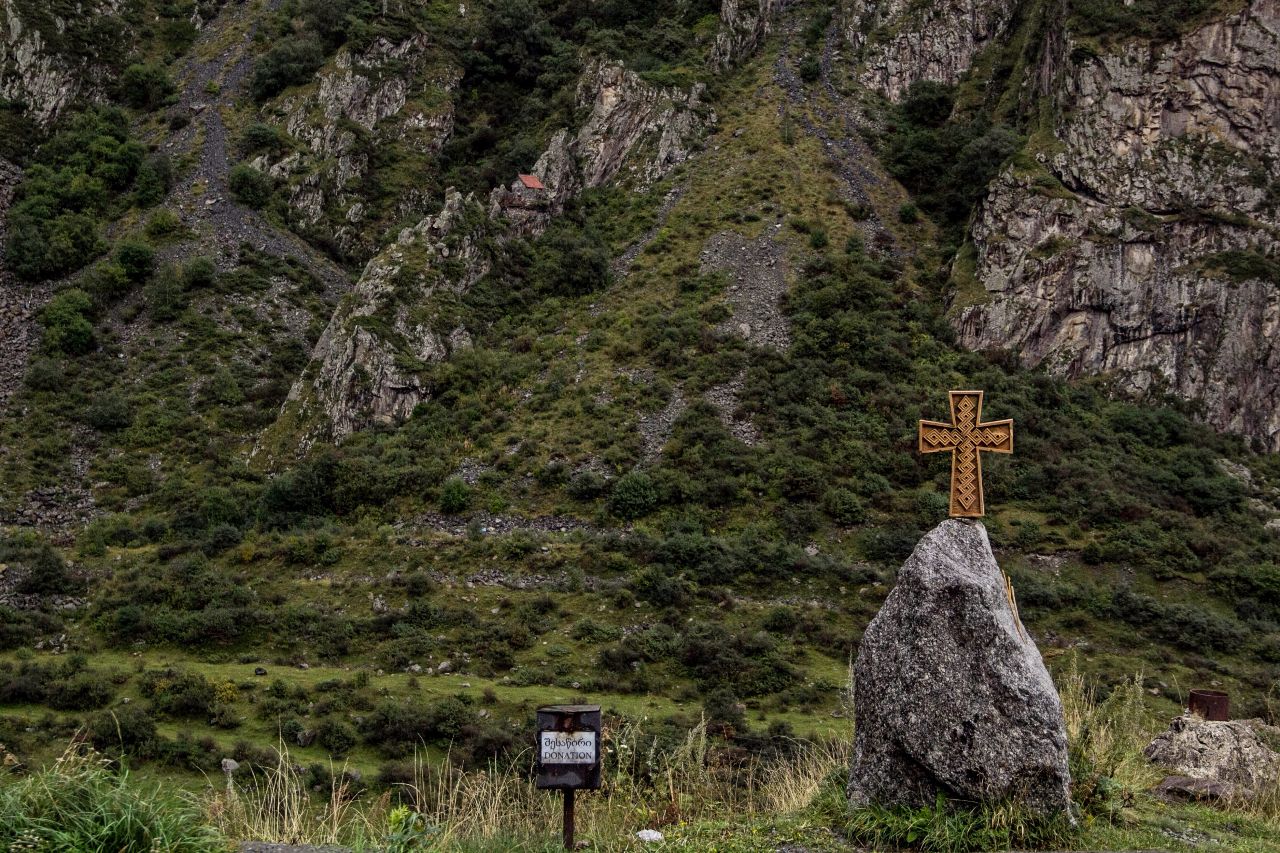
540, 731, 596, 765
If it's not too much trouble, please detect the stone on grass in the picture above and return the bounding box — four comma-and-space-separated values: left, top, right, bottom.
1144, 713, 1280, 797
847, 519, 1072, 815
635, 829, 664, 842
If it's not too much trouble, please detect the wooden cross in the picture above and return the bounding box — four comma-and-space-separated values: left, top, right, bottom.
918, 390, 1013, 518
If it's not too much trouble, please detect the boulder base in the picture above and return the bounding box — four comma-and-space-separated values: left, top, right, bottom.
1144, 713, 1280, 796
848, 519, 1071, 814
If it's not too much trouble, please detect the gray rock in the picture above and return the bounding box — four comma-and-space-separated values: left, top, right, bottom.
848, 519, 1072, 815
1154, 774, 1242, 802
956, 0, 1280, 451
1144, 713, 1280, 793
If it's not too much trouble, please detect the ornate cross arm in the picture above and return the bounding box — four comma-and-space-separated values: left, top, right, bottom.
919, 390, 1013, 518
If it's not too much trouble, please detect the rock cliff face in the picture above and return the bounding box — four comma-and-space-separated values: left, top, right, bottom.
844, 0, 1019, 101
712, 0, 781, 69
266, 60, 712, 453
257, 35, 458, 259
956, 0, 1280, 451
0, 0, 126, 123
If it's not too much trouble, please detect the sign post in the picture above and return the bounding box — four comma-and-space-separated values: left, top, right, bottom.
536, 705, 602, 850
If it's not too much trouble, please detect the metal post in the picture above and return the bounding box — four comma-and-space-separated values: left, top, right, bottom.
562, 787, 575, 850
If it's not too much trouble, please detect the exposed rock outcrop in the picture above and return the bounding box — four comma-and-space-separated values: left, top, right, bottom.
266, 60, 712, 453
1145, 713, 1280, 799
956, 0, 1280, 451
844, 0, 1019, 101
712, 0, 781, 69
0, 0, 126, 124
258, 35, 458, 259
848, 519, 1072, 815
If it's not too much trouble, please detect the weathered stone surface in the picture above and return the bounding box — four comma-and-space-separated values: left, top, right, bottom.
711, 0, 780, 69
258, 34, 458, 259
845, 0, 1019, 101
0, 0, 124, 124
956, 0, 1280, 451
848, 519, 1072, 814
1144, 713, 1280, 794
1154, 774, 1242, 803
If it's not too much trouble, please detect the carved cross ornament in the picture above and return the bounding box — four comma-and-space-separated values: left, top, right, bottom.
919, 390, 1013, 518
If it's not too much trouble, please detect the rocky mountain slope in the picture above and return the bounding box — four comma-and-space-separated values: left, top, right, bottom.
955, 0, 1280, 451
0, 0, 1279, 801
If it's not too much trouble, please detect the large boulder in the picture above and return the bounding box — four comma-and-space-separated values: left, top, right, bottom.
848, 519, 1072, 814
1145, 714, 1280, 798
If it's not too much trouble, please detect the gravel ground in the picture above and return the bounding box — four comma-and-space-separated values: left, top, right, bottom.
700, 229, 792, 351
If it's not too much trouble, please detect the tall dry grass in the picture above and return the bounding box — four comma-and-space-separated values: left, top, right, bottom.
203, 719, 850, 849
397, 717, 849, 846
204, 742, 388, 847
1056, 655, 1163, 793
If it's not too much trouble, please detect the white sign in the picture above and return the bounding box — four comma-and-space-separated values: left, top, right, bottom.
540, 730, 596, 765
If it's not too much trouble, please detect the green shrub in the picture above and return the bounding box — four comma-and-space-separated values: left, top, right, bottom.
141, 669, 215, 718
240, 122, 288, 155
85, 392, 133, 432
144, 209, 181, 238
133, 155, 172, 207
251, 36, 325, 101
316, 718, 358, 756
228, 163, 272, 208
89, 706, 159, 754
116, 240, 155, 281
439, 478, 471, 514
609, 471, 658, 518
119, 64, 175, 110
145, 268, 186, 320
182, 256, 217, 290
528, 220, 611, 296
798, 54, 820, 82
41, 288, 96, 354
6, 108, 144, 281
85, 261, 132, 301
23, 358, 63, 391
898, 202, 919, 224
821, 487, 867, 525
47, 671, 115, 711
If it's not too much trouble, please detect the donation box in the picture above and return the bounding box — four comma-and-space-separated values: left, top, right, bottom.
535, 704, 602, 790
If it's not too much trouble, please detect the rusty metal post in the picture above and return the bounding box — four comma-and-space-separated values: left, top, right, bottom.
562, 787, 575, 850
1189, 689, 1229, 721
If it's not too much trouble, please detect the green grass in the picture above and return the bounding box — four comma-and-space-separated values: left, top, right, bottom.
0, 746, 223, 852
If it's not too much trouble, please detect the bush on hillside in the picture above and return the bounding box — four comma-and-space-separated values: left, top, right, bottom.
116, 240, 155, 281
609, 471, 658, 519
251, 36, 325, 101
228, 164, 272, 208
6, 108, 144, 281
119, 64, 175, 110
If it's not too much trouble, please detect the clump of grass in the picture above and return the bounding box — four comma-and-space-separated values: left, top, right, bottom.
0, 743, 223, 852
845, 793, 1076, 853
336, 718, 849, 849
204, 741, 385, 847
1057, 654, 1163, 814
